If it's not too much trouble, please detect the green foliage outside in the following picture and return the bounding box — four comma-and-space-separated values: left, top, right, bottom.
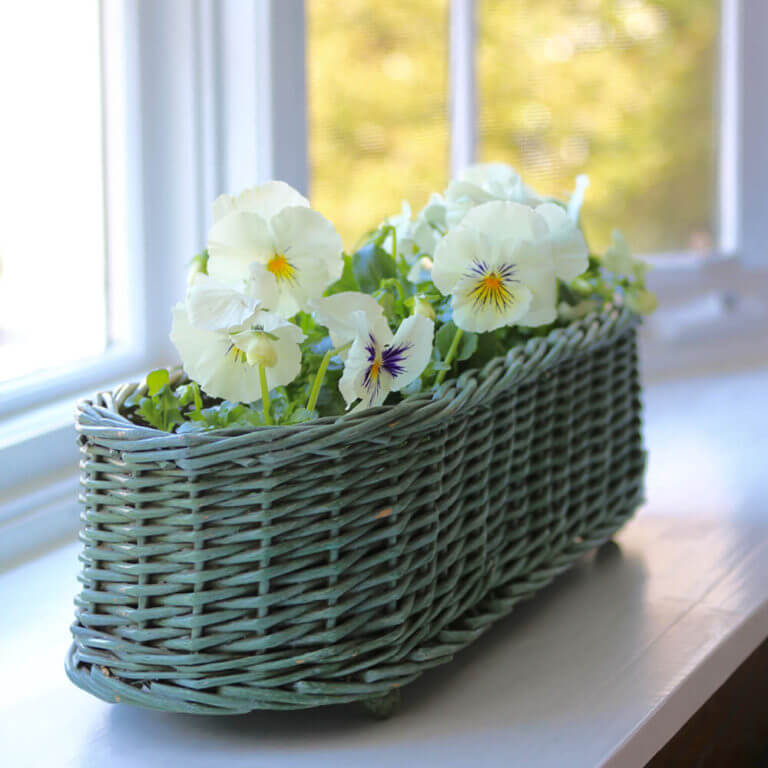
308, 0, 717, 254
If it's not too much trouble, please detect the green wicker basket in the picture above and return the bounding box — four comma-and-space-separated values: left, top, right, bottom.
66, 307, 645, 715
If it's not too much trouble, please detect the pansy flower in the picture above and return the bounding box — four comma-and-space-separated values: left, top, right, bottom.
432, 200, 587, 332
535, 202, 590, 282
339, 313, 434, 410
206, 181, 344, 319
170, 304, 305, 403
443, 163, 544, 228
186, 268, 278, 331
310, 291, 386, 354
385, 200, 441, 261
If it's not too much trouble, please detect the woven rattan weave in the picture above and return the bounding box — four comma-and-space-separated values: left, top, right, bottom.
66, 307, 645, 715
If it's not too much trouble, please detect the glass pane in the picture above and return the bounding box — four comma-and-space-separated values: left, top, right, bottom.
0, 1, 106, 384
308, 0, 450, 249
478, 0, 719, 254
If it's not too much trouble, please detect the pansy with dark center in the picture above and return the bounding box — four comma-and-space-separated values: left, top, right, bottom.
362, 334, 413, 395
465, 259, 519, 312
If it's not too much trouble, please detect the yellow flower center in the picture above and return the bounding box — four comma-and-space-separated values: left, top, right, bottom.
266, 253, 296, 283
369, 359, 381, 381
469, 269, 515, 311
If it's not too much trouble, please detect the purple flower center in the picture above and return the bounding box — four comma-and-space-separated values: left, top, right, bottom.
363, 334, 412, 393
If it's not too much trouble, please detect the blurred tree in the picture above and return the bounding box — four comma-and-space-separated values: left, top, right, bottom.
309, 0, 718, 254
308, 0, 450, 248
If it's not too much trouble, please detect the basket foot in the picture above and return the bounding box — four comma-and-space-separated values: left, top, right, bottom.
362, 688, 401, 719
596, 538, 622, 562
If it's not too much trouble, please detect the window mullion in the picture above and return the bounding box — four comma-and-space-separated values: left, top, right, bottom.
738, 0, 768, 267
450, 0, 477, 175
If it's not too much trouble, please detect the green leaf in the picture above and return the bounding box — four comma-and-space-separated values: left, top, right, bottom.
352, 242, 396, 293
285, 407, 316, 425
472, 332, 507, 366
146, 369, 170, 396
456, 331, 478, 361
435, 321, 478, 365
435, 322, 455, 359
325, 253, 359, 295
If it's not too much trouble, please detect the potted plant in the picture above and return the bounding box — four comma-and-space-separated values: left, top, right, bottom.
67, 164, 654, 715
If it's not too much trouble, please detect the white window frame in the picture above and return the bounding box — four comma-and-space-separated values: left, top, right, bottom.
2, 0, 767, 565
0, 0, 304, 565
449, 0, 767, 381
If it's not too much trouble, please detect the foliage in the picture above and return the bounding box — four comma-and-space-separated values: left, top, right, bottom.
130, 205, 652, 434
308, 0, 717, 254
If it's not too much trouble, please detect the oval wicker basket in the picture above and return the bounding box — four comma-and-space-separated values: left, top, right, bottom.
66, 307, 645, 715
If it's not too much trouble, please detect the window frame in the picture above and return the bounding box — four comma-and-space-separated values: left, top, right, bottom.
0, 0, 299, 565
2, 0, 767, 566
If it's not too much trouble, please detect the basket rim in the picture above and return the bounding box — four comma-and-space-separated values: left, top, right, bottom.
75, 307, 639, 458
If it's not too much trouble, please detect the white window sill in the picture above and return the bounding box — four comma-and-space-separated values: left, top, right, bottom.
0, 368, 767, 766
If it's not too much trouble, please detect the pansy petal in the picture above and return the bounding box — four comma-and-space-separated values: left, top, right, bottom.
235, 181, 310, 219
412, 219, 439, 256
461, 200, 549, 243
264, 331, 303, 390
207, 211, 273, 283
387, 315, 434, 391
270, 206, 344, 284
446, 179, 496, 205
187, 274, 259, 331
246, 263, 281, 310
170, 304, 262, 403
212, 194, 236, 223
311, 292, 387, 350
255, 309, 307, 344
338, 334, 372, 408
421, 193, 448, 230
535, 202, 589, 282
432, 228, 487, 295
451, 280, 532, 333
510, 239, 558, 326
458, 162, 520, 188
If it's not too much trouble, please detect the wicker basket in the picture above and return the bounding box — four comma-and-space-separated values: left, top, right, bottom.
66, 307, 645, 715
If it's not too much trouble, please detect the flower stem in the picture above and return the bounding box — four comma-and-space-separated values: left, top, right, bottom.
307, 348, 333, 413
258, 365, 272, 425
435, 327, 463, 386
306, 342, 352, 413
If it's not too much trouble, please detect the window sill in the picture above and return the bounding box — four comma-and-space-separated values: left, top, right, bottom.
0, 368, 767, 766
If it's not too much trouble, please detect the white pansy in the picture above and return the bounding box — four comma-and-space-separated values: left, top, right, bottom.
433, 200, 566, 332
534, 202, 589, 282
339, 313, 434, 410
170, 304, 305, 403
206, 181, 343, 319
212, 181, 309, 224
411, 218, 439, 257
186, 269, 278, 331
413, 192, 448, 257
444, 163, 544, 228
310, 291, 386, 352
421, 192, 448, 229
384, 201, 418, 259
383, 200, 441, 267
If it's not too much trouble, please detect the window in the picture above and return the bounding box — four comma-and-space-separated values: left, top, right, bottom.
0, 1, 107, 384
478, 0, 719, 255
1, 0, 766, 564
308, 0, 451, 248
